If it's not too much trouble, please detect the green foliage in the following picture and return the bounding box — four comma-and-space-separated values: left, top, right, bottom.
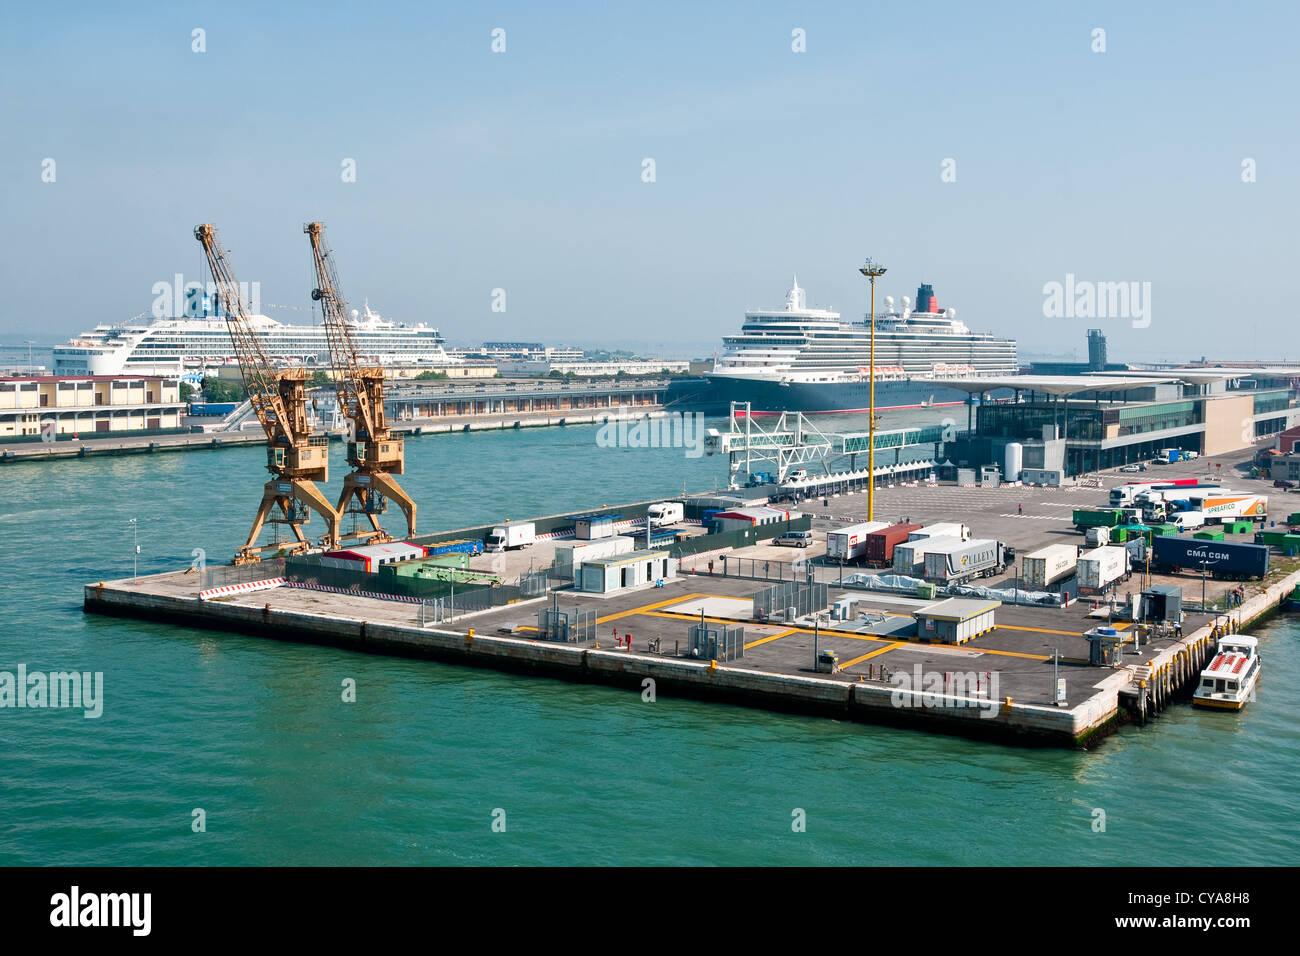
179, 382, 196, 402
414, 370, 450, 380
202, 378, 246, 403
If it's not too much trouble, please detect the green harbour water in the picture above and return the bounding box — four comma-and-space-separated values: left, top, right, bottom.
1, 418, 1297, 866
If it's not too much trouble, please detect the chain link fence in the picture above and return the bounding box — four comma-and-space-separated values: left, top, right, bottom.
202, 558, 286, 590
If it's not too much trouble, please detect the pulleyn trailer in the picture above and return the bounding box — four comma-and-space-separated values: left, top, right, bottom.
923, 538, 1008, 585
893, 535, 964, 575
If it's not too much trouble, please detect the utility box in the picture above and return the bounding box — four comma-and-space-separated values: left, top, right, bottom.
1085, 626, 1125, 665
1141, 584, 1182, 623
816, 649, 839, 673
914, 598, 1000, 645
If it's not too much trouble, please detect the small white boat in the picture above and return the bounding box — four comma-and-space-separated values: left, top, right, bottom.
1192, 635, 1260, 711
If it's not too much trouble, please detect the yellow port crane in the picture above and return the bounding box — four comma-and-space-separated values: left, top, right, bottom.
195, 223, 341, 564
304, 221, 417, 543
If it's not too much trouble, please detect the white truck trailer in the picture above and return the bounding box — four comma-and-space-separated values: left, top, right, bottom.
1022, 544, 1079, 589
923, 538, 1008, 585
893, 535, 965, 575
1077, 545, 1131, 592
907, 522, 971, 543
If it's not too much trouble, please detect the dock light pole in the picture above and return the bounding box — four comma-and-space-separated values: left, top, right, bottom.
129, 518, 138, 578
859, 258, 887, 521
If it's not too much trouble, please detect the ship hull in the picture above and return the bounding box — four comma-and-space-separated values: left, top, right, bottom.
705, 375, 986, 415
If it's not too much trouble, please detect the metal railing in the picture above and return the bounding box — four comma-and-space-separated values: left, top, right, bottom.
202, 558, 286, 590
753, 580, 828, 621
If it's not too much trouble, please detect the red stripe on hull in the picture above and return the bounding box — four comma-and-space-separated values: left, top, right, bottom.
735, 400, 966, 418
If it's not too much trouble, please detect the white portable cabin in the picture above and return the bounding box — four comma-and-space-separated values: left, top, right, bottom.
577, 549, 676, 594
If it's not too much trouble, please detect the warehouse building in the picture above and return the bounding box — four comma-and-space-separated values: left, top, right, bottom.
0, 374, 185, 438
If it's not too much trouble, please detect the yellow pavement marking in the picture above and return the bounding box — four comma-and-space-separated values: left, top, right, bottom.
516, 625, 537, 632
997, 624, 1085, 637
596, 594, 707, 626
744, 628, 798, 650
839, 642, 905, 670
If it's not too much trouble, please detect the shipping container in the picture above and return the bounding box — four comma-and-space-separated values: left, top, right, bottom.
1073, 508, 1124, 533
914, 598, 1000, 644
826, 521, 891, 562
1193, 528, 1226, 541
1077, 545, 1130, 591
923, 538, 1007, 584
1151, 536, 1270, 581
893, 535, 964, 575
861, 522, 922, 565
1022, 544, 1079, 589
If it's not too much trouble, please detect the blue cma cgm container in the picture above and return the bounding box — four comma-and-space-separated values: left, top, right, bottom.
1151, 536, 1269, 581
188, 402, 238, 417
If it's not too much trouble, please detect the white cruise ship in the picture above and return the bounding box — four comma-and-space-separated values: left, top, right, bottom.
54, 303, 460, 382
708, 278, 1018, 413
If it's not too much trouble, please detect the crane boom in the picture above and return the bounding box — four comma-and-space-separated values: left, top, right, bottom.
305, 222, 417, 543
195, 223, 340, 563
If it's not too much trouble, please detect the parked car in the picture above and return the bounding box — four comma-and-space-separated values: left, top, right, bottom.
1120, 464, 1142, 473
775, 530, 814, 548
1274, 479, 1295, 489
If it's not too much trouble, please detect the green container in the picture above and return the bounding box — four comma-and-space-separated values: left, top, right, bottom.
1226, 520, 1254, 535
1111, 527, 1129, 543
1194, 528, 1225, 541
1153, 523, 1178, 537
1257, 530, 1290, 547
1288, 512, 1300, 526
916, 582, 937, 600
1284, 534, 1300, 552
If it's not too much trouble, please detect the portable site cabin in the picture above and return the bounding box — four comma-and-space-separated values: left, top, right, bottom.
914, 598, 1001, 645
577, 549, 676, 593
710, 506, 796, 534
321, 541, 427, 574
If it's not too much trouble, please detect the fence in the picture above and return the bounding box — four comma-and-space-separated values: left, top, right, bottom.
753, 580, 828, 621
202, 558, 286, 590
536, 605, 597, 643
687, 621, 745, 661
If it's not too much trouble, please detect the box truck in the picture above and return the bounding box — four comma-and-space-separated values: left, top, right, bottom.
1151, 536, 1270, 581
646, 502, 684, 527
1022, 544, 1079, 589
485, 521, 536, 553
826, 521, 891, 562
861, 522, 922, 566
893, 535, 965, 575
923, 538, 1008, 585
1077, 545, 1131, 592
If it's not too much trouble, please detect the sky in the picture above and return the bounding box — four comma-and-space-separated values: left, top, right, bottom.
1, 1, 1297, 362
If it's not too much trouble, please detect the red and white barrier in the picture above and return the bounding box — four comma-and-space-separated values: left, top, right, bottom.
199, 577, 286, 601
285, 581, 424, 605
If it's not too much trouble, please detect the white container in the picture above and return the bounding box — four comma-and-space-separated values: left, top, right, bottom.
1078, 545, 1129, 591
1022, 544, 1079, 588
923, 538, 1004, 582
907, 522, 971, 543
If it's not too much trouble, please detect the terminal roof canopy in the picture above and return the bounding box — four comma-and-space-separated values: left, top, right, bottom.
924, 375, 1180, 397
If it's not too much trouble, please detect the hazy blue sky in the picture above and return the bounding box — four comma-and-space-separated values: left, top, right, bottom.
2, 1, 1296, 361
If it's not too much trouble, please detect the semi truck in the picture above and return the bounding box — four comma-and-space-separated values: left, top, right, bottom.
1109, 480, 1221, 507
485, 521, 536, 553
1073, 508, 1125, 533
893, 535, 965, 575
826, 521, 891, 563
646, 502, 684, 527
923, 538, 1008, 585
1077, 545, 1131, 592
1022, 544, 1079, 589
861, 522, 922, 566
1150, 536, 1270, 581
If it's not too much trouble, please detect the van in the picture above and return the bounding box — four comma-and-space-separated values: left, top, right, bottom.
775, 530, 814, 548
1170, 511, 1205, 532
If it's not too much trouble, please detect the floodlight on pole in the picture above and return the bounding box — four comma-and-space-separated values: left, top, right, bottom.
859, 258, 887, 520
